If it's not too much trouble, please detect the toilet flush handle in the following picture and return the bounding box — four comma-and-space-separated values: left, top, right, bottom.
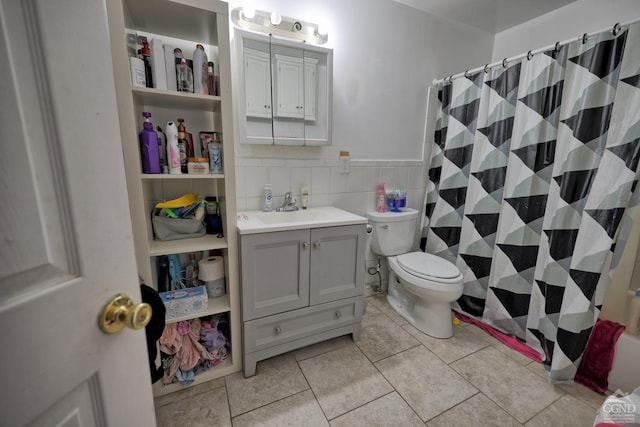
382, 224, 389, 229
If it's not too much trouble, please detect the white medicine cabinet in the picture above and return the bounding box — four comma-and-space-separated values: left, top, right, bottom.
233, 29, 333, 146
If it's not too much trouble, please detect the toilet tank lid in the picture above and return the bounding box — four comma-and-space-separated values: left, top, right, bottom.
397, 252, 461, 279
366, 208, 419, 222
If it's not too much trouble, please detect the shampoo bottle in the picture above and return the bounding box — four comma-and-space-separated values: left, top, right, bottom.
208, 132, 222, 173
165, 121, 181, 174
377, 183, 386, 213
193, 44, 209, 95
139, 39, 153, 88
139, 112, 161, 174
263, 184, 273, 212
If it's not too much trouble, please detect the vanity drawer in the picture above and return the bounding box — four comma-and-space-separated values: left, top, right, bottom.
243, 297, 363, 353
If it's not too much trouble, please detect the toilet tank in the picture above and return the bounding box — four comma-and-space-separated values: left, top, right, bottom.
366, 208, 420, 256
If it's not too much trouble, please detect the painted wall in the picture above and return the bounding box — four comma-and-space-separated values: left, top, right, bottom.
492, 0, 640, 61
228, 0, 494, 292
492, 0, 640, 324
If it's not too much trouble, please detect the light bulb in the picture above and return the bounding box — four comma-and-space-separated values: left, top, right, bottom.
242, 6, 255, 20
270, 12, 282, 26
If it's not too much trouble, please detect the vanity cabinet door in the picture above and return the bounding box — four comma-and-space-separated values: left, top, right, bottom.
304, 58, 318, 121
244, 48, 272, 119
309, 225, 365, 305
241, 229, 310, 320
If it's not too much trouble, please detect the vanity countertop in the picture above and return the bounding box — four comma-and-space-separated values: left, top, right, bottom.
236, 206, 367, 235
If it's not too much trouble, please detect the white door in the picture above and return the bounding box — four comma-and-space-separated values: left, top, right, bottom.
0, 0, 156, 426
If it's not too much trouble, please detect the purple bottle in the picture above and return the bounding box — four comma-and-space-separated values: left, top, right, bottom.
139, 112, 161, 174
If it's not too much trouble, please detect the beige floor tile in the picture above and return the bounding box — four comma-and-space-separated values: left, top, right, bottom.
155, 384, 231, 427
524, 394, 597, 427
366, 294, 409, 326
450, 346, 564, 423
154, 377, 226, 408
356, 313, 420, 362
330, 392, 424, 427
225, 353, 309, 417
293, 335, 356, 361
427, 393, 522, 427
363, 298, 383, 317
299, 345, 393, 420
403, 323, 489, 364
559, 382, 607, 410
232, 390, 329, 427
525, 361, 549, 380
375, 345, 478, 421
463, 323, 537, 365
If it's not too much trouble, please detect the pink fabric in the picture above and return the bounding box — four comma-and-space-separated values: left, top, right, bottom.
575, 319, 625, 394
454, 312, 543, 363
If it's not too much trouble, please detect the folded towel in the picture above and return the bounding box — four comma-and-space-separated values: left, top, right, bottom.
575, 319, 625, 394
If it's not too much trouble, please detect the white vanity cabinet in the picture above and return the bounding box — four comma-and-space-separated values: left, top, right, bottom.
239, 224, 365, 376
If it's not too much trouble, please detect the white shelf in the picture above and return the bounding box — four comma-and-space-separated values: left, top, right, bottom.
132, 86, 221, 110
165, 294, 231, 324
149, 234, 227, 256
152, 356, 234, 397
141, 172, 224, 180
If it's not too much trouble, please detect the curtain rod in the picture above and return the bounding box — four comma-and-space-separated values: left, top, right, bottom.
432, 17, 640, 86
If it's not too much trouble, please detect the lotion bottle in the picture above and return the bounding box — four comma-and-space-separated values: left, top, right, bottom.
377, 183, 386, 213
165, 121, 181, 174
626, 289, 640, 336
193, 44, 209, 95
263, 184, 273, 212
139, 112, 161, 174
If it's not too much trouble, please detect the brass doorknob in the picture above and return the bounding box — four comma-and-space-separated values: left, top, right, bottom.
99, 294, 152, 334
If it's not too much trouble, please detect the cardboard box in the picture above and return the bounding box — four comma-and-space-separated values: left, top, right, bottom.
160, 286, 208, 322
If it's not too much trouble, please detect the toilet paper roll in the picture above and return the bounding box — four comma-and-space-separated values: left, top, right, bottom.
198, 256, 225, 281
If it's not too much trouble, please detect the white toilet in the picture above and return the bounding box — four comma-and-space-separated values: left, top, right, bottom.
367, 208, 464, 338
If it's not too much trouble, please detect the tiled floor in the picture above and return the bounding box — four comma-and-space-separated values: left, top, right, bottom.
154, 294, 606, 426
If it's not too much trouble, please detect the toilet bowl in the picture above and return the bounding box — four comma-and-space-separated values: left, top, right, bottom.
367, 209, 463, 338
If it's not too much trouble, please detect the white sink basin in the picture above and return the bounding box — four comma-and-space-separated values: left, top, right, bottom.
256, 209, 322, 224
237, 206, 367, 234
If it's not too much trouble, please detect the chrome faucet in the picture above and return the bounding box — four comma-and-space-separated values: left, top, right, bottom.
276, 192, 299, 212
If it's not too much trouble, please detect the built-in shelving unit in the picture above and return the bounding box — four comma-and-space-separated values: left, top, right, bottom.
106, 0, 240, 397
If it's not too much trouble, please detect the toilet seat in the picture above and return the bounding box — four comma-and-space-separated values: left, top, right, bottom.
397, 252, 460, 281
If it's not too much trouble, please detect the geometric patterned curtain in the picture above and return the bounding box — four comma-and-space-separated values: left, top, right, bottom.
423, 22, 640, 382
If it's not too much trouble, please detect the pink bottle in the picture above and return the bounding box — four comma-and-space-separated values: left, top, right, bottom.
377, 183, 386, 213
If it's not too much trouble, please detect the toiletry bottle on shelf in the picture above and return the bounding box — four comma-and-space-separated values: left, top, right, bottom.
301, 187, 309, 209
165, 121, 181, 174
208, 132, 222, 173
186, 252, 200, 287
193, 44, 209, 95
176, 124, 188, 174
263, 184, 273, 212
626, 289, 640, 336
174, 48, 193, 93
138, 39, 153, 88
139, 112, 161, 174
177, 118, 194, 158
377, 183, 386, 213
207, 62, 215, 96
156, 125, 166, 172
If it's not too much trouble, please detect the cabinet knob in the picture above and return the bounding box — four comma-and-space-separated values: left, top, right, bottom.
313, 242, 320, 248
335, 311, 341, 318
275, 326, 282, 335
303, 242, 309, 249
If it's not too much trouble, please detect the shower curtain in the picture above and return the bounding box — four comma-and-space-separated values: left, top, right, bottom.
424, 22, 640, 382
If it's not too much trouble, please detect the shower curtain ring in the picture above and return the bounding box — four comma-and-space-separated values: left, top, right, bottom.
554, 41, 560, 52
502, 58, 508, 68
448, 74, 453, 82
613, 22, 621, 35
582, 33, 589, 44
464, 70, 470, 78
527, 50, 533, 60
484, 64, 489, 73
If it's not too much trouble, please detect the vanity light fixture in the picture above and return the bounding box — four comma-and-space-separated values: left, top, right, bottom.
231, 7, 328, 45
